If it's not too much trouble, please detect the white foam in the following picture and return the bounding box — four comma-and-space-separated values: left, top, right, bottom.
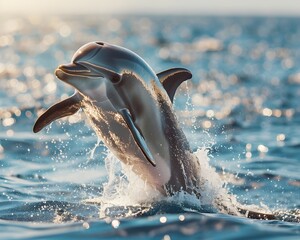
85, 146, 246, 218
85, 151, 163, 217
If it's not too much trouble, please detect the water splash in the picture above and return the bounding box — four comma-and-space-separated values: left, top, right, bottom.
82, 142, 300, 222
83, 146, 246, 219
84, 151, 163, 217
88, 137, 102, 160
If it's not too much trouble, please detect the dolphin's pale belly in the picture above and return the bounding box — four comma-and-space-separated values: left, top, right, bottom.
82, 99, 171, 192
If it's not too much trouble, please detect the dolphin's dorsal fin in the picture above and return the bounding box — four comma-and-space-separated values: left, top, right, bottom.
33, 92, 82, 133
157, 68, 192, 103
119, 108, 156, 167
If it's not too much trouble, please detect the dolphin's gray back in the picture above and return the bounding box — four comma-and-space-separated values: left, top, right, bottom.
156, 91, 201, 196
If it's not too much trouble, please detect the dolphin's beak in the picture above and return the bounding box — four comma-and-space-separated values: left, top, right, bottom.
55, 62, 121, 85
55, 63, 101, 79
55, 63, 104, 93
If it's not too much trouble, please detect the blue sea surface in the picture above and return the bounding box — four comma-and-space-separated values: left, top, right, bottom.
0, 15, 300, 239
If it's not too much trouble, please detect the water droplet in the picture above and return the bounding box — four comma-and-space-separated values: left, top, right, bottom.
257, 144, 268, 153
262, 108, 272, 117
285, 109, 294, 118
25, 111, 33, 118
246, 152, 252, 158
162, 234, 171, 240
246, 143, 252, 151
160, 216, 167, 223
206, 109, 215, 118
2, 118, 15, 127
276, 134, 285, 142
273, 109, 282, 118
6, 129, 14, 137
83, 222, 90, 229
111, 219, 120, 229
202, 120, 212, 129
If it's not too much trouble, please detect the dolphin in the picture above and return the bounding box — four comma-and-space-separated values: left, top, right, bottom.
33, 42, 288, 221
33, 41, 201, 196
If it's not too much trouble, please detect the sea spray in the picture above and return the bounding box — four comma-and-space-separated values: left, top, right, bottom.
85, 151, 163, 218
85, 146, 246, 218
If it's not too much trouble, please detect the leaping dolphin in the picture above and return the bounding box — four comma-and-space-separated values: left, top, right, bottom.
33, 42, 288, 221
33, 41, 201, 196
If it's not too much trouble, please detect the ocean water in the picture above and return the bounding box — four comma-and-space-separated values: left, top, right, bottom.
0, 15, 300, 239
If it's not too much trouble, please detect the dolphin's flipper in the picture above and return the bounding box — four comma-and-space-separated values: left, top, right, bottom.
119, 108, 156, 167
157, 68, 192, 102
33, 92, 82, 133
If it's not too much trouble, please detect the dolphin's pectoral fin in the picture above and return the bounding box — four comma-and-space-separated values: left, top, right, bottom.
119, 108, 156, 167
157, 68, 192, 102
33, 92, 82, 133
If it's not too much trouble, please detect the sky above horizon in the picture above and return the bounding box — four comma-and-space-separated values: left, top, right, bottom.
0, 0, 300, 16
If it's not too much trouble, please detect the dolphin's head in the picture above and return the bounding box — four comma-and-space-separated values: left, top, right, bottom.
55, 42, 156, 92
